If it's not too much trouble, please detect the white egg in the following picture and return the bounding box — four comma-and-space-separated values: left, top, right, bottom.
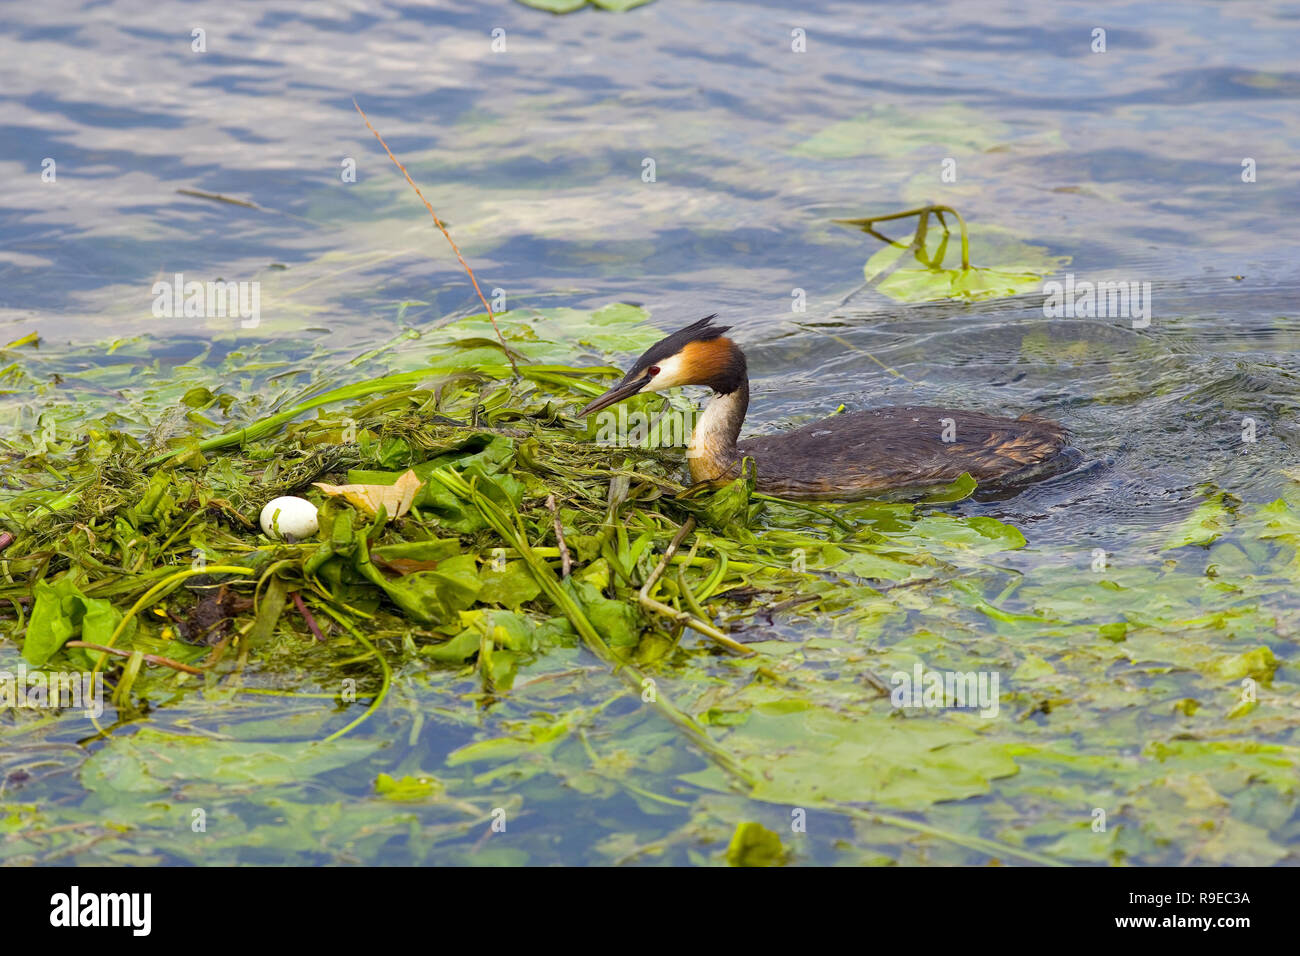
259, 496, 319, 540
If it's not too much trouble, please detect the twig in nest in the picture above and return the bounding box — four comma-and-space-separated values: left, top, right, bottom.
66, 641, 203, 675
353, 98, 520, 379
291, 591, 327, 642
639, 518, 752, 656
545, 494, 572, 577
861, 670, 892, 697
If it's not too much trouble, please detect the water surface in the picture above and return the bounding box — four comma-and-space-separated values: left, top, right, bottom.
2, 0, 1299, 865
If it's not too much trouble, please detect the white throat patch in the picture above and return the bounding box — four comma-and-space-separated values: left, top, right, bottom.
687, 389, 745, 464
642, 353, 689, 392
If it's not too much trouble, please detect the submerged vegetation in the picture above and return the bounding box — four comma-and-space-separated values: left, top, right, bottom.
836, 205, 1070, 303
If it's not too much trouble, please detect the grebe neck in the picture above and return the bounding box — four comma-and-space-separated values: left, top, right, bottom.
687, 383, 749, 483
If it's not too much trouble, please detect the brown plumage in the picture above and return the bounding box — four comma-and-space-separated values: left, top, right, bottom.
577, 316, 1070, 500
731, 407, 1068, 498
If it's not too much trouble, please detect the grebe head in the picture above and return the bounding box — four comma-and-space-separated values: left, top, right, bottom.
576, 314, 747, 417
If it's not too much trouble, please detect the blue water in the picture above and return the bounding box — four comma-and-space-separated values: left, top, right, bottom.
2, 0, 1299, 865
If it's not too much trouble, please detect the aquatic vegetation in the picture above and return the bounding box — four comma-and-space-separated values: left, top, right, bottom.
1, 298, 1297, 865
838, 205, 1071, 303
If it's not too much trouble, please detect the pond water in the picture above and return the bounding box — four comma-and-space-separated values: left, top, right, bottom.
2, 0, 1298, 865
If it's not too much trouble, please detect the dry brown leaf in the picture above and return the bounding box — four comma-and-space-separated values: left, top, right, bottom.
313, 469, 423, 518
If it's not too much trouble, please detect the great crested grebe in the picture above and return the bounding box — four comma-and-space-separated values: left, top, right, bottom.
576, 316, 1070, 500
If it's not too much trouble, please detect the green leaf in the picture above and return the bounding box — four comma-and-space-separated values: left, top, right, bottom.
564, 579, 641, 647
1099, 621, 1128, 642
422, 629, 481, 663
82, 728, 379, 797
679, 463, 755, 530
1162, 492, 1233, 549
23, 577, 128, 666
914, 472, 977, 503
851, 215, 1067, 304
516, 0, 588, 11
793, 105, 1009, 160
375, 773, 445, 801
478, 559, 543, 608
1204, 646, 1277, 682
359, 550, 482, 624
1013, 654, 1056, 680
726, 822, 786, 867
23, 579, 81, 666
689, 702, 1019, 809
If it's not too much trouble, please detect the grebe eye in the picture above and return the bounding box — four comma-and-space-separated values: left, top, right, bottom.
648, 365, 661, 375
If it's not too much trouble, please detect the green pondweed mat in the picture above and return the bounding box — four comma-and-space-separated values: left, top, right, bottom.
0, 304, 1297, 865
